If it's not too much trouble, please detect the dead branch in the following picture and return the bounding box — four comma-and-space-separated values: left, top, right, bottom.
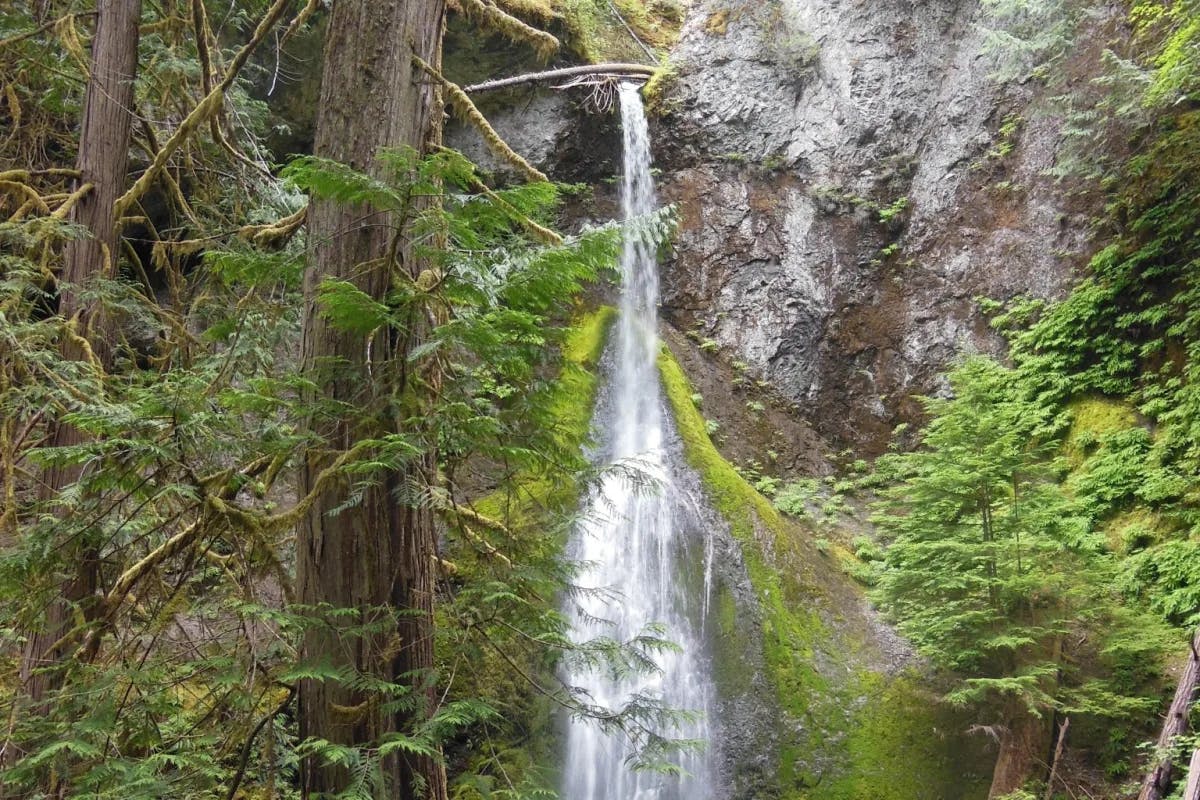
463, 63, 657, 94
1139, 629, 1200, 800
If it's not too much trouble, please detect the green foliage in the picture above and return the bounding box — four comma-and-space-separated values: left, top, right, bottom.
979, 0, 1077, 82
660, 341, 994, 799
872, 357, 1167, 731
979, 3, 1200, 641
877, 196, 909, 224
0, 132, 632, 796
773, 478, 817, 518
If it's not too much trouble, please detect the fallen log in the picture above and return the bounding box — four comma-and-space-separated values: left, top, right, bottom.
1139, 629, 1200, 800
463, 63, 658, 94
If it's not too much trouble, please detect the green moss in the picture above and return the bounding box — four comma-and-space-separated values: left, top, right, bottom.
552, 0, 682, 63
1103, 507, 1164, 552
641, 59, 679, 116
1064, 396, 1138, 467
824, 675, 992, 800
658, 342, 991, 799
658, 344, 832, 774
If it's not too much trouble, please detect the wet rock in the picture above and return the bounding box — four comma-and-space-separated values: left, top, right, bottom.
655, 0, 1104, 454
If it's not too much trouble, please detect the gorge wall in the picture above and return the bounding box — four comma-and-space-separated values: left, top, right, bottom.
654, 0, 1109, 454
449, 0, 1117, 457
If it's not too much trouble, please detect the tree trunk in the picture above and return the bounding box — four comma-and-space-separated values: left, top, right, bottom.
295, 1, 447, 799
18, 0, 141, 707
1139, 630, 1200, 800
1181, 749, 1200, 800
988, 708, 1053, 800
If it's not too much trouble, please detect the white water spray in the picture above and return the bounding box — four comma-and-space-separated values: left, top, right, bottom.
560, 84, 718, 800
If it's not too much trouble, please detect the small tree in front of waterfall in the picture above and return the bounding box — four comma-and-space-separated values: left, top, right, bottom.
871, 357, 1161, 797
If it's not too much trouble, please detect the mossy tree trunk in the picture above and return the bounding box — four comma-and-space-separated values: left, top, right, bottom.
18, 0, 141, 707
294, 1, 447, 798
987, 704, 1052, 799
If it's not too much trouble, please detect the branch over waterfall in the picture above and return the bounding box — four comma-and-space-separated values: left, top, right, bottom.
463, 63, 658, 94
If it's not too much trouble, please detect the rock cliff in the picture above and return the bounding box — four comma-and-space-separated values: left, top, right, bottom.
655, 0, 1101, 454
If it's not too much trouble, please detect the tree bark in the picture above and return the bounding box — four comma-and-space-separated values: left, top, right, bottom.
295, 1, 447, 799
988, 708, 1053, 800
1139, 630, 1200, 800
1181, 749, 1200, 800
18, 0, 141, 707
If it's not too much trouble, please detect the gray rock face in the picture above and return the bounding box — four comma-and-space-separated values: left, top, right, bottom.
445, 88, 624, 187
656, 0, 1099, 452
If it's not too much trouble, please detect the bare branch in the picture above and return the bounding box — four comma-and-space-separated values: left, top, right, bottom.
463, 63, 657, 94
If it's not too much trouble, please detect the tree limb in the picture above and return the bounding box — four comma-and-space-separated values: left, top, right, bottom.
462, 63, 657, 94
114, 0, 296, 217
414, 56, 549, 183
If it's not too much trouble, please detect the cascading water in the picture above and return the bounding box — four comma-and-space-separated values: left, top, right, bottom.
560, 84, 718, 799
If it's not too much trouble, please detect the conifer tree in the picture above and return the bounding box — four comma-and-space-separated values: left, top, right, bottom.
17, 0, 141, 719
873, 357, 1088, 798
292, 2, 450, 797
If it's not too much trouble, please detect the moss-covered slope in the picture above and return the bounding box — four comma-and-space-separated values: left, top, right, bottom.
658, 341, 994, 800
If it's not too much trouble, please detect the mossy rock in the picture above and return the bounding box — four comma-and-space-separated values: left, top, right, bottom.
1063, 396, 1140, 467
658, 341, 993, 799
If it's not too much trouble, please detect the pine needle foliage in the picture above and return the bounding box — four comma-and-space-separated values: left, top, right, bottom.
872, 358, 1167, 739
980, 0, 1200, 635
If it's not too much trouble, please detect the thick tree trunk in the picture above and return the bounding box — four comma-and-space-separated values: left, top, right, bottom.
988, 708, 1053, 800
295, 1, 447, 799
1139, 630, 1200, 800
18, 0, 140, 707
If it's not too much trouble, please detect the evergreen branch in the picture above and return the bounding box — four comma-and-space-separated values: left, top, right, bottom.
432, 147, 562, 245
224, 684, 297, 800
0, 11, 97, 51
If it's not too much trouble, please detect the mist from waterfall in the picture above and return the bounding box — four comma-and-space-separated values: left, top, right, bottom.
560, 84, 718, 800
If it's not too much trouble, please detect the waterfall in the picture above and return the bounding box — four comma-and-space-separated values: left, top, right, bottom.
560, 84, 718, 800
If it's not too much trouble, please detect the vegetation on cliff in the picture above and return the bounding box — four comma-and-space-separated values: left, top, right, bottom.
6, 0, 1200, 798
659, 343, 994, 800
852, 1, 1200, 796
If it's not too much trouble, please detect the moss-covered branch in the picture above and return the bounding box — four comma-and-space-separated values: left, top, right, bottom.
414, 56, 550, 184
